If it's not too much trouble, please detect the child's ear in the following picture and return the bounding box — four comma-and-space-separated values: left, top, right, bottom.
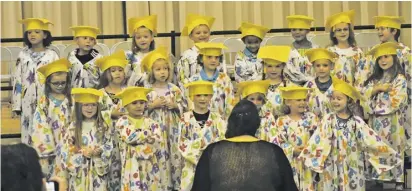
391, 28, 398, 36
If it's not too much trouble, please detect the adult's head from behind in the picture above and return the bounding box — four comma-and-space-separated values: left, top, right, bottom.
226, 99, 261, 138
1, 143, 43, 191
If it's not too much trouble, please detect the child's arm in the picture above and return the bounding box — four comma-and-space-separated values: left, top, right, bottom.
82, 54, 102, 88
271, 117, 294, 162
93, 124, 115, 176
234, 52, 248, 83
223, 75, 235, 119
12, 53, 23, 114
118, 117, 162, 145
355, 117, 402, 175
60, 124, 83, 176
178, 115, 201, 164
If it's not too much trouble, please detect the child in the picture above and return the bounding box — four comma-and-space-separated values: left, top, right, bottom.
95, 50, 128, 191
325, 10, 368, 89
257, 45, 293, 119
142, 46, 187, 190
234, 22, 269, 83
286, 15, 318, 84
175, 13, 227, 89
178, 81, 227, 191
31, 58, 72, 179
299, 78, 402, 191
273, 86, 318, 191
362, 42, 408, 190
68, 26, 102, 88
62, 88, 114, 191
374, 16, 412, 150
304, 48, 337, 119
236, 80, 277, 142
126, 15, 157, 87
188, 42, 234, 119
12, 18, 59, 144
115, 87, 170, 190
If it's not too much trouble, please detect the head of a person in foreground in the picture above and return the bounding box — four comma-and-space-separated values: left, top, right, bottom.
225, 99, 261, 139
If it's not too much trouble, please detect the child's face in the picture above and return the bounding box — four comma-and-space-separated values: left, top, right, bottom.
291, 29, 309, 41
246, 93, 265, 109
313, 59, 332, 78
286, 99, 306, 114
49, 72, 68, 94
333, 23, 350, 43
81, 103, 98, 119
152, 59, 169, 82
107, 66, 125, 85
202, 55, 220, 71
126, 100, 146, 118
190, 25, 211, 43
331, 91, 349, 113
265, 63, 284, 80
376, 27, 397, 43
76, 36, 96, 53
378, 55, 394, 71
244, 36, 262, 54
27, 29, 46, 46
134, 27, 154, 51
192, 94, 212, 110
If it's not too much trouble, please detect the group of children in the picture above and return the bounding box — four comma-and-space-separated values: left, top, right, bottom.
11, 9, 410, 191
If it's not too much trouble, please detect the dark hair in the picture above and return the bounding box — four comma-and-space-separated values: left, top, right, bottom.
329, 23, 357, 47
390, 28, 401, 42
97, 68, 126, 89
1, 143, 43, 191
44, 71, 73, 110
197, 54, 224, 67
363, 55, 404, 86
23, 30, 53, 48
225, 99, 261, 138
73, 102, 107, 149
131, 27, 155, 55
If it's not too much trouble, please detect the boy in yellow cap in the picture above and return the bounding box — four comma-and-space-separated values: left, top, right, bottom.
299, 78, 401, 191
175, 14, 228, 88
13, 18, 59, 144
31, 58, 72, 180
287, 15, 319, 80
61, 88, 114, 191
362, 42, 408, 190
126, 15, 158, 87
188, 42, 234, 119
68, 26, 102, 88
114, 86, 171, 191
258, 45, 296, 118
95, 50, 129, 191
234, 22, 270, 83
178, 81, 227, 191
303, 48, 338, 119
272, 86, 318, 191
325, 10, 369, 90
236, 80, 276, 142
141, 46, 187, 190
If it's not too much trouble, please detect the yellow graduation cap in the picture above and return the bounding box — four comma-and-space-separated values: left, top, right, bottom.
184, 81, 215, 97
374, 16, 404, 30
19, 18, 53, 31
37, 58, 72, 82
128, 15, 158, 36
70, 26, 100, 39
257, 46, 291, 66
279, 86, 312, 100
71, 88, 103, 103
239, 22, 270, 40
181, 13, 215, 36
286, 15, 315, 29
141, 46, 169, 73
95, 50, 128, 72
115, 87, 152, 106
195, 42, 227, 56
332, 77, 362, 101
366, 42, 403, 60
325, 10, 355, 31
237, 80, 271, 98
305, 48, 337, 63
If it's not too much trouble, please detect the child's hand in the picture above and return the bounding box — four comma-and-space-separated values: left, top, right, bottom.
111, 109, 127, 119
151, 97, 167, 109
81, 147, 94, 158
166, 100, 178, 110
379, 83, 391, 92
93, 147, 103, 157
